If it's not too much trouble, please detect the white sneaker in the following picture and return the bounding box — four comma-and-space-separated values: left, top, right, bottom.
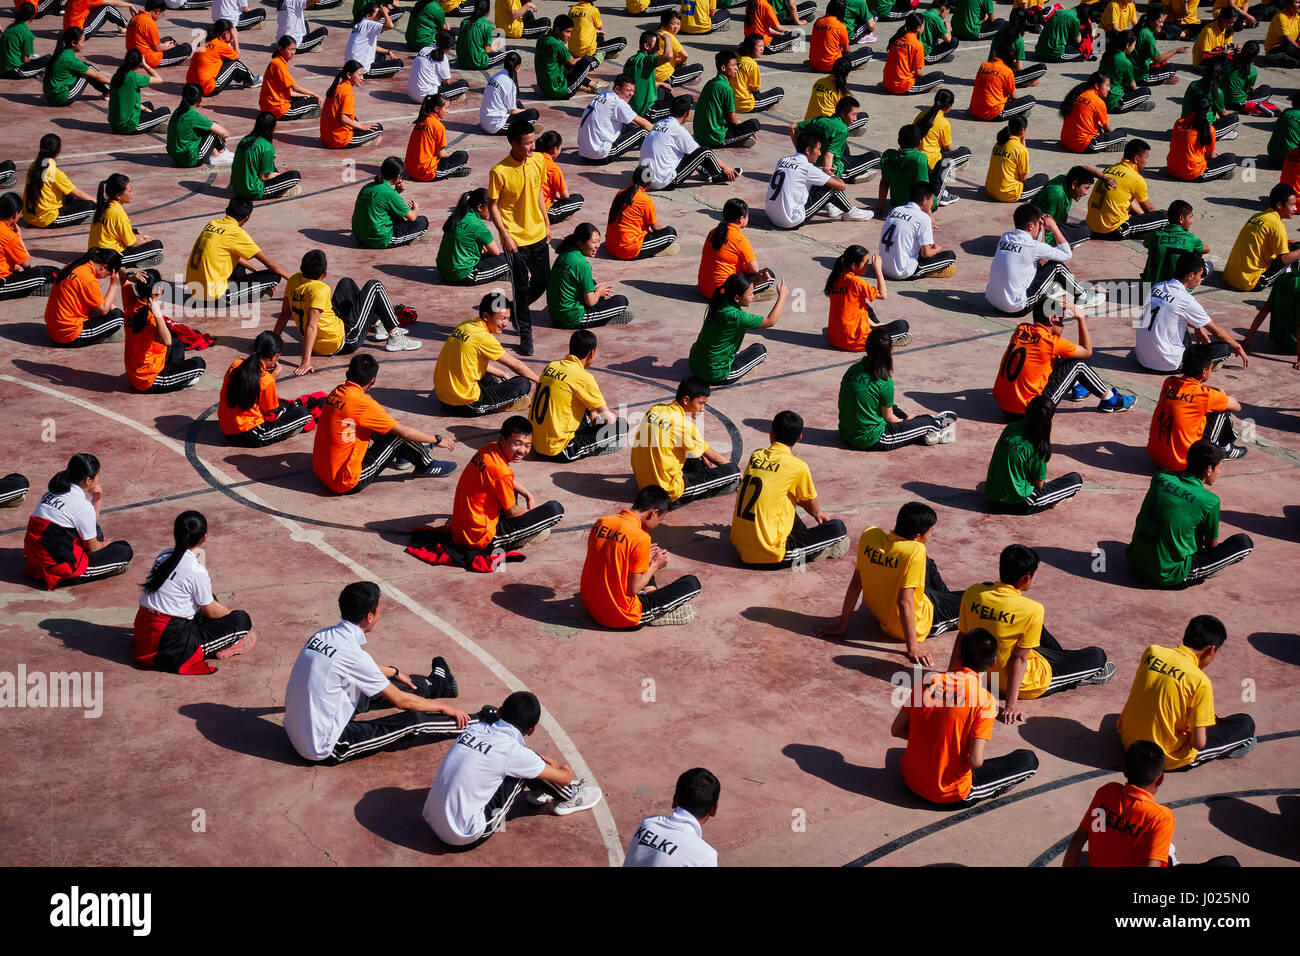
209, 150, 235, 167
370, 325, 389, 342
1218, 127, 1238, 141
523, 789, 554, 807
840, 206, 874, 222
937, 189, 959, 206
1075, 288, 1107, 309
552, 782, 603, 816
383, 329, 422, 351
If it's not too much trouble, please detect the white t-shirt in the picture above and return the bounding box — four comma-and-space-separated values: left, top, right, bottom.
345, 18, 385, 73
985, 228, 1073, 313
408, 47, 451, 102
1135, 278, 1213, 372
480, 69, 517, 133
283, 620, 390, 761
640, 117, 698, 190
422, 719, 547, 845
30, 484, 97, 540
277, 0, 308, 44
139, 549, 213, 619
212, 0, 248, 24
880, 202, 934, 279
622, 807, 718, 867
578, 91, 637, 160
765, 152, 831, 229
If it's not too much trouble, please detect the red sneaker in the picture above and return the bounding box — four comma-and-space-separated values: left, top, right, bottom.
395, 305, 418, 327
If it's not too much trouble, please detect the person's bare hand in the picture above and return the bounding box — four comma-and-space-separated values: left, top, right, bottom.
441, 705, 471, 728
813, 619, 847, 639
998, 703, 1025, 725
436, 434, 456, 452
905, 642, 934, 668
394, 669, 417, 689
294, 360, 314, 376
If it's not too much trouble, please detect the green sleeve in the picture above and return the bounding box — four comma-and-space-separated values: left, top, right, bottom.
387, 188, 411, 219
882, 379, 895, 409
742, 309, 764, 330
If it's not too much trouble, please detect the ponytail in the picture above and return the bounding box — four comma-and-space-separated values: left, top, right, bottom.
557, 221, 599, 256
1021, 396, 1054, 463
889, 13, 921, 50
25, 133, 62, 219
94, 173, 129, 225
830, 56, 853, 97
48, 453, 100, 495
914, 87, 953, 139
444, 186, 488, 232
353, 1, 377, 25
111, 48, 144, 90
608, 166, 651, 227
711, 198, 747, 251
47, 26, 83, 68
327, 60, 362, 99
707, 272, 753, 324
143, 510, 208, 594
54, 247, 121, 286
1060, 73, 1102, 118
127, 268, 163, 335
1188, 97, 1213, 154
224, 331, 283, 411
428, 28, 453, 61
175, 82, 203, 119
824, 244, 867, 296
996, 113, 1027, 145
415, 92, 446, 126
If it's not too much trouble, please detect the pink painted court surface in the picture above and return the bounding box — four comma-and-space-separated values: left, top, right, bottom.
1, 1, 1298, 868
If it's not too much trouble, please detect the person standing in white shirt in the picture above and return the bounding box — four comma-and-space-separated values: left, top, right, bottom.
277, 0, 328, 53
639, 95, 739, 190
579, 75, 655, 164
283, 581, 472, 763
346, 3, 403, 78
623, 768, 720, 867
212, 0, 265, 31
766, 127, 871, 229
1135, 254, 1248, 373
985, 203, 1103, 316
408, 32, 469, 102
479, 52, 540, 134
422, 690, 603, 847
878, 182, 957, 280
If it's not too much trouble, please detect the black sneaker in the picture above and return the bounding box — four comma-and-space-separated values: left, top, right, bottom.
429, 656, 459, 698
1224, 444, 1249, 461
471, 704, 499, 724
516, 339, 535, 357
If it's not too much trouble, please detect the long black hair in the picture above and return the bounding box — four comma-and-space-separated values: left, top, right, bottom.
127, 268, 163, 334
1100, 29, 1134, 75
825, 244, 868, 296
224, 331, 283, 411
1185, 96, 1214, 154
889, 12, 922, 49
710, 198, 747, 251
205, 18, 233, 42
415, 92, 446, 125
327, 60, 363, 99
465, 0, 488, 25
175, 81, 203, 119
244, 110, 277, 145
48, 453, 100, 495
47, 26, 83, 70
862, 324, 894, 380
1197, 55, 1227, 102
423, 27, 454, 62
914, 87, 954, 139
1228, 39, 1261, 83
827, 55, 854, 98
1060, 72, 1105, 117
996, 112, 1029, 145
143, 510, 207, 593
444, 186, 488, 232
93, 173, 129, 225
1020, 395, 1054, 463
24, 133, 61, 219
53, 247, 121, 286
556, 221, 600, 256
1135, 6, 1165, 35
499, 49, 522, 86
608, 166, 652, 227
706, 272, 754, 324
994, 7, 1028, 49
111, 48, 144, 90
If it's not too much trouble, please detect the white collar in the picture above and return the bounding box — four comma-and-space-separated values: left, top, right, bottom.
334, 619, 368, 647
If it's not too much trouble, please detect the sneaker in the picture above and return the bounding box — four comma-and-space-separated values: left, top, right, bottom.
606, 309, 635, 325
281, 183, 302, 199
931, 263, 957, 279
653, 241, 680, 257
935, 409, 958, 427
1075, 287, 1107, 309
1082, 661, 1117, 686
0, 490, 27, 509
737, 136, 758, 149
414, 458, 457, 477
1136, 100, 1156, 111
209, 150, 235, 167
1227, 737, 1257, 758
891, 331, 912, 348
394, 304, 418, 326
523, 789, 555, 807
1067, 382, 1090, 402
1098, 390, 1136, 413
1224, 443, 1249, 460
516, 339, 535, 357
840, 205, 874, 221
1218, 126, 1239, 141
935, 52, 955, 65
935, 423, 957, 444
244, 73, 263, 89
646, 603, 697, 626
501, 394, 532, 413
983, 779, 1029, 801
0, 172, 16, 189
411, 231, 432, 244
510, 527, 551, 549
861, 31, 877, 42
215, 631, 257, 659
370, 325, 389, 342
532, 123, 546, 135
429, 656, 459, 698
449, 166, 472, 178
551, 781, 603, 816
936, 189, 959, 207
384, 329, 422, 351
810, 536, 851, 562
1209, 356, 1227, 372
753, 284, 777, 301
389, 457, 415, 472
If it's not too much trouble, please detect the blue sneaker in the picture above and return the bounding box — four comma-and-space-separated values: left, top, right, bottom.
415, 458, 458, 477
1067, 382, 1090, 402
1098, 390, 1136, 413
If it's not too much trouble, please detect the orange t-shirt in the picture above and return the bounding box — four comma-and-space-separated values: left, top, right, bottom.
44, 264, 103, 345
1080, 782, 1174, 866
1147, 374, 1231, 471
123, 303, 167, 391
218, 358, 280, 435
450, 441, 516, 550
126, 14, 164, 68
259, 55, 295, 117
810, 16, 849, 72
826, 272, 882, 351
404, 114, 447, 182
745, 0, 782, 43
1283, 148, 1300, 194
1167, 117, 1212, 181
883, 34, 926, 94
697, 225, 756, 298
899, 668, 996, 803
0, 220, 29, 279
541, 153, 566, 209
186, 37, 237, 96
312, 381, 398, 493
993, 322, 1079, 414
1061, 88, 1108, 152
580, 509, 651, 628
970, 59, 1015, 120
606, 189, 657, 260
321, 81, 356, 148
63, 0, 101, 30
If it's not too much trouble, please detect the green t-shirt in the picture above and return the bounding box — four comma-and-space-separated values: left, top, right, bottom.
1222, 64, 1257, 107
1266, 270, 1300, 351
868, 0, 896, 18
167, 107, 215, 168
1127, 470, 1220, 587
771, 0, 792, 19
838, 361, 894, 449
536, 34, 571, 99
108, 72, 151, 133
1268, 108, 1300, 165
1134, 26, 1158, 77
990, 31, 1025, 62
626, 51, 659, 117
405, 0, 446, 52
351, 180, 411, 248
1036, 175, 1072, 245
842, 0, 869, 35
984, 420, 1048, 503
547, 247, 595, 328
1102, 52, 1136, 110
1, 22, 34, 74
694, 74, 736, 148
1182, 79, 1225, 122
1036, 8, 1080, 59
880, 147, 931, 208
1141, 224, 1204, 284
456, 16, 495, 70
437, 213, 494, 281
689, 303, 763, 382
43, 48, 89, 107
232, 135, 274, 199
954, 0, 991, 41
798, 116, 850, 176
920, 9, 947, 53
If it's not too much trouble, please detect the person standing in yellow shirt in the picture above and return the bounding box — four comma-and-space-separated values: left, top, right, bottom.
630, 376, 740, 507
949, 544, 1113, 723
530, 329, 626, 460
732, 34, 784, 112
1264, 0, 1300, 66
487, 119, 550, 355
184, 197, 289, 305
1224, 182, 1300, 290
1086, 138, 1168, 239
655, 10, 704, 85
433, 291, 540, 414
569, 0, 627, 59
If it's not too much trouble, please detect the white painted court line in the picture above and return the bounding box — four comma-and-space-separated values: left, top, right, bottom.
1, 372, 626, 867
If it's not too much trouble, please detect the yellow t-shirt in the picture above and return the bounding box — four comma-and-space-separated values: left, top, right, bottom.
1192, 21, 1231, 66
496, 0, 524, 39
530, 354, 606, 455
434, 317, 506, 405
728, 442, 816, 564
805, 74, 841, 120
631, 399, 708, 500
914, 108, 953, 168
1085, 160, 1148, 234
1266, 9, 1300, 51
682, 0, 718, 33
958, 581, 1052, 699
1117, 644, 1217, 770
730, 55, 760, 112
568, 2, 602, 56
87, 201, 136, 253
985, 137, 1029, 202
626, 0, 649, 10
1167, 0, 1201, 27
1224, 209, 1289, 291
23, 160, 74, 228
654, 30, 685, 82
185, 215, 260, 300
1100, 0, 1137, 32
285, 273, 345, 356
488, 153, 547, 247
855, 527, 935, 642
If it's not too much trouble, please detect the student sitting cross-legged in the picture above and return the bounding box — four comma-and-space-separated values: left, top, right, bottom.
351, 157, 429, 248
547, 223, 634, 327
185, 197, 289, 306
45, 248, 126, 347
219, 331, 322, 447
985, 396, 1083, 513
631, 377, 742, 509
438, 188, 513, 286
605, 165, 678, 259
433, 291, 540, 415
1145, 343, 1248, 472
530, 330, 627, 461
825, 245, 910, 351
623, 768, 720, 866
1135, 255, 1245, 374
689, 273, 788, 386
24, 453, 134, 590
839, 331, 958, 449
122, 269, 207, 393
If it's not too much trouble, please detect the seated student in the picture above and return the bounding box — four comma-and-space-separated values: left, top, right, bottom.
578, 75, 655, 164
732, 34, 784, 114
986, 395, 1083, 513
531, 330, 625, 460
1190, 4, 1236, 67
1223, 40, 1270, 113
913, 90, 973, 199
919, 0, 961, 61
122, 269, 206, 393
985, 115, 1048, 202
434, 292, 540, 414
43, 28, 110, 107
45, 248, 126, 346
839, 332, 958, 450
1136, 257, 1246, 373
277, 0, 330, 56
880, 183, 957, 280
23, 134, 95, 228
681, 0, 731, 35
878, 125, 942, 216
625, 30, 673, 122
894, 628, 1040, 803
1127, 439, 1254, 587
1086, 139, 1167, 239
286, 581, 471, 763
186, 20, 258, 98
699, 199, 776, 299
0, 473, 30, 510
548, 223, 634, 327
438, 188, 511, 286
689, 273, 788, 385
1265, 0, 1300, 65
606, 165, 677, 260
167, 84, 234, 168
211, 0, 267, 31
1147, 344, 1247, 473
744, 0, 804, 55
841, 0, 878, 42
730, 411, 850, 568
1034, 166, 1114, 248
322, 61, 385, 150
408, 0, 447, 50
953, 0, 1002, 39
496, 0, 549, 41
63, 0, 134, 36
1100, 30, 1153, 114
133, 510, 254, 674
186, 198, 289, 305
456, 0, 505, 72
951, 544, 1114, 722
969, 44, 1036, 122
640, 94, 742, 190
1132, 8, 1185, 84
24, 453, 133, 590
1267, 92, 1300, 165
581, 485, 703, 627
536, 15, 602, 99
1224, 184, 1300, 291
409, 31, 469, 103
352, 157, 430, 248
479, 52, 540, 135
262, 36, 324, 121
569, 0, 626, 60
108, 51, 168, 135
654, 11, 704, 88
632, 377, 741, 508
1181, 57, 1239, 139
88, 174, 164, 268
882, 14, 947, 94
0, 192, 57, 301
807, 57, 871, 133
347, 3, 404, 79
1242, 265, 1300, 367
423, 690, 602, 845
2, 4, 50, 82
1100, 0, 1137, 33
537, 130, 584, 223
1036, 0, 1086, 59
825, 245, 912, 351
986, 203, 1103, 318
767, 128, 873, 228
1143, 200, 1211, 282
694, 51, 761, 150
812, 2, 871, 72
314, 354, 457, 493
794, 96, 880, 183
1117, 617, 1256, 771
624, 768, 720, 866
219, 331, 320, 445
232, 112, 302, 201
404, 93, 469, 183
1059, 73, 1127, 153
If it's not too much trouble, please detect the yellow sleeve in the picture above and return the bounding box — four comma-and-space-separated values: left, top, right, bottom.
1019, 602, 1044, 650
1190, 680, 1216, 728
901, 546, 926, 592
793, 460, 816, 504
684, 417, 708, 455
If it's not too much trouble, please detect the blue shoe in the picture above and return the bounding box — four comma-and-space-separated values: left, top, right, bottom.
1098, 390, 1136, 413
1067, 382, 1090, 402
416, 459, 458, 477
